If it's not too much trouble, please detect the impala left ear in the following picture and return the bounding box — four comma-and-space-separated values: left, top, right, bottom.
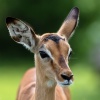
6, 17, 39, 52
57, 7, 79, 40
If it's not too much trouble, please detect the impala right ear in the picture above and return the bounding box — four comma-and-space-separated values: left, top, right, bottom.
57, 7, 79, 40
6, 17, 39, 52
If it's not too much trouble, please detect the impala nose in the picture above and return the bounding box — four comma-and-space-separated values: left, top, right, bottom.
61, 74, 73, 81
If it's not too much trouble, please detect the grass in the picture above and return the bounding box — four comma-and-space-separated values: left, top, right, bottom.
0, 60, 100, 100
0, 59, 33, 100
70, 63, 100, 100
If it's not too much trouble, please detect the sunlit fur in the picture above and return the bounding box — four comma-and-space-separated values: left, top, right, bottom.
6, 7, 79, 100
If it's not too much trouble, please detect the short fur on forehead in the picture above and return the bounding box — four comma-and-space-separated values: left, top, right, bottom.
44, 34, 65, 43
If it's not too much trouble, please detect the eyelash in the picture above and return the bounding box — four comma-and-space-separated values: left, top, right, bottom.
39, 51, 49, 58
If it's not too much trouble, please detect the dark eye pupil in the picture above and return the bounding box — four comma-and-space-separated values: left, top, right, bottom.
68, 51, 72, 59
39, 51, 49, 58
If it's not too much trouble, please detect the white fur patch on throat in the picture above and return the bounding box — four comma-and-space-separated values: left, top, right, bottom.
47, 80, 55, 87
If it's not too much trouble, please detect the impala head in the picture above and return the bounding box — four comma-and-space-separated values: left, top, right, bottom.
6, 7, 79, 86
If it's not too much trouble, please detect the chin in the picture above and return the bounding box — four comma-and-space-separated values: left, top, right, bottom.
57, 80, 73, 87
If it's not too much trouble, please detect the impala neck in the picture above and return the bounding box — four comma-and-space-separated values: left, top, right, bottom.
34, 55, 56, 100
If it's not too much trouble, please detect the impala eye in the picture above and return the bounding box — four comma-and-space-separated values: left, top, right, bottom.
39, 51, 49, 58
68, 51, 72, 60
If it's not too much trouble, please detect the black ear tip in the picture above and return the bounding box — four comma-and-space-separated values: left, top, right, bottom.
73, 7, 79, 10
69, 7, 79, 19
73, 7, 79, 14
6, 17, 16, 24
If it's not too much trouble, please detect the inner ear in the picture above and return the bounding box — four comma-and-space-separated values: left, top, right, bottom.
57, 7, 79, 40
6, 17, 39, 51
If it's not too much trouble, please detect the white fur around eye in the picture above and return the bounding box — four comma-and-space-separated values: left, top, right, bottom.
39, 45, 54, 60
67, 47, 72, 59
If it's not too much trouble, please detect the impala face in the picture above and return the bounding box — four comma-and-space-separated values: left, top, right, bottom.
6, 7, 79, 86
36, 33, 73, 86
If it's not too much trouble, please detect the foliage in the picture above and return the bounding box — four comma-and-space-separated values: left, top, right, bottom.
0, 0, 100, 60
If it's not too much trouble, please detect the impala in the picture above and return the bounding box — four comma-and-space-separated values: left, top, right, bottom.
6, 7, 79, 100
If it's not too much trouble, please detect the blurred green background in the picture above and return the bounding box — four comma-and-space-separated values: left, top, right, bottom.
0, 0, 100, 100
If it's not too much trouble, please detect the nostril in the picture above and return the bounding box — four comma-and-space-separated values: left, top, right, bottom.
70, 74, 73, 79
61, 74, 69, 80
61, 74, 73, 80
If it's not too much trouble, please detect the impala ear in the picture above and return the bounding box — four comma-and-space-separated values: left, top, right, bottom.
57, 7, 79, 40
6, 17, 39, 52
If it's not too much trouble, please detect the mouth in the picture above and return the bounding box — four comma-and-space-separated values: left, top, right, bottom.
57, 80, 73, 87
62, 83, 70, 85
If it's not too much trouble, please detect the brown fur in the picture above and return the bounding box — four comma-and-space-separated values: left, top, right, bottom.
17, 67, 71, 100
16, 34, 72, 100
6, 7, 79, 100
